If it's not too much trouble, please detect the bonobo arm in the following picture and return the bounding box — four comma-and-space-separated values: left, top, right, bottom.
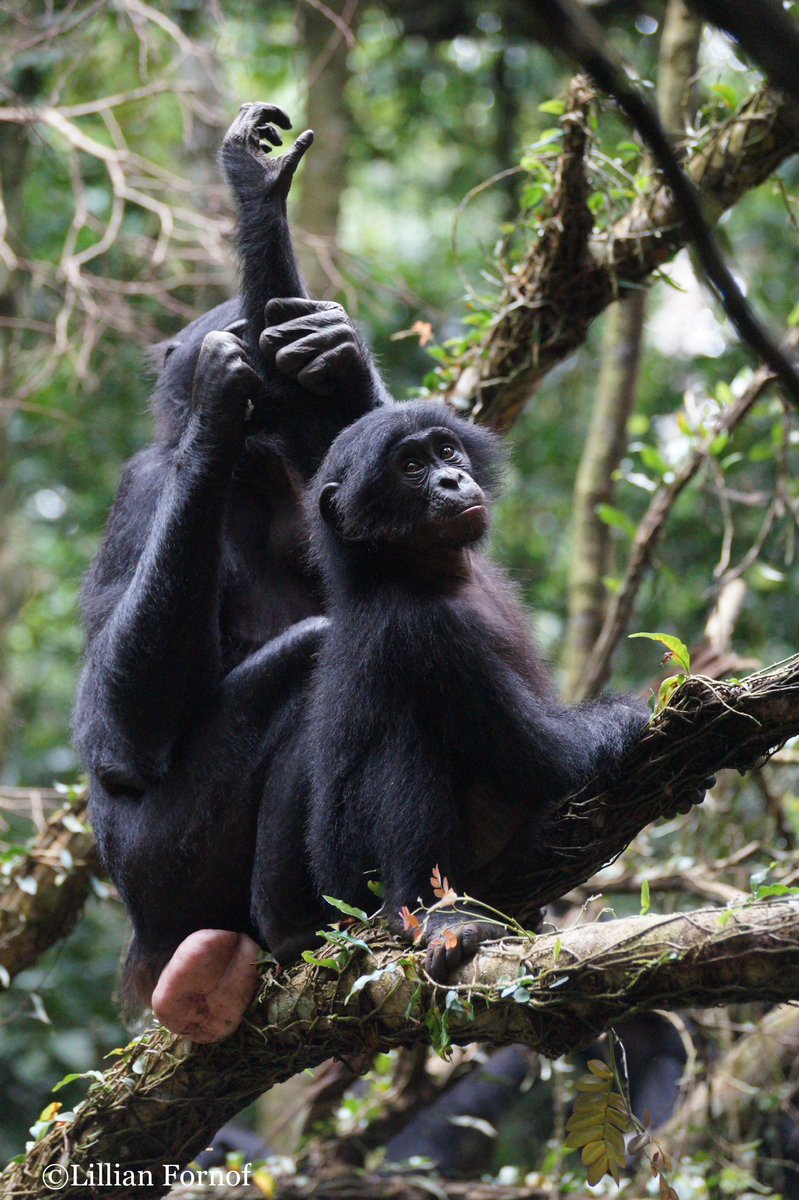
75, 332, 262, 791
170, 616, 329, 784
219, 103, 312, 352
472, 650, 649, 802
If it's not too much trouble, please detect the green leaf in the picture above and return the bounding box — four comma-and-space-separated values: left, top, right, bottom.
654, 673, 685, 713
539, 98, 566, 115
52, 1070, 104, 1093
640, 879, 651, 916
444, 989, 473, 1018
367, 879, 384, 897
629, 631, 691, 673
752, 883, 799, 900
345, 964, 399, 1003
638, 445, 669, 477
426, 1006, 453, 1060
301, 950, 342, 970
615, 139, 641, 165
323, 895, 369, 922
595, 504, 637, 539
711, 82, 738, 109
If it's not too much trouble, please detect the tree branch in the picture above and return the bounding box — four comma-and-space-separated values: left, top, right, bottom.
4, 898, 799, 1199
450, 83, 799, 430
0, 796, 98, 986
574, 343, 796, 700
516, 657, 799, 922
4, 658, 799, 1195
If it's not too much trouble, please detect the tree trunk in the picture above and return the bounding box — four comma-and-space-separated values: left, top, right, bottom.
563, 1, 702, 695
295, 0, 358, 298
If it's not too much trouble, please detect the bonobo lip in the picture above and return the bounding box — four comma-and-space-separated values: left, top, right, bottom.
435, 502, 488, 542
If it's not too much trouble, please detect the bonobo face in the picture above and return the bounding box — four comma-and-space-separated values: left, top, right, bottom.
389, 426, 488, 547
312, 402, 504, 555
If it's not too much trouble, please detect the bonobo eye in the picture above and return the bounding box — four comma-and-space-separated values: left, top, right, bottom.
402, 457, 424, 476
439, 444, 456, 461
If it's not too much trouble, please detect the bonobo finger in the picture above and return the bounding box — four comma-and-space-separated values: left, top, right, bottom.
459, 922, 483, 960
273, 326, 353, 368
282, 130, 314, 177
224, 104, 292, 149
265, 297, 341, 324
296, 357, 338, 397
259, 124, 284, 147
261, 317, 347, 359
239, 101, 292, 130
425, 937, 453, 983
223, 318, 248, 337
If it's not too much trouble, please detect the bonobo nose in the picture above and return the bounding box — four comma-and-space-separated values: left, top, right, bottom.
437, 469, 464, 490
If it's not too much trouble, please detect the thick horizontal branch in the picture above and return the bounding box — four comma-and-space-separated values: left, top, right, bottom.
449, 83, 799, 430
4, 899, 799, 1199
513, 656, 799, 923
0, 796, 98, 985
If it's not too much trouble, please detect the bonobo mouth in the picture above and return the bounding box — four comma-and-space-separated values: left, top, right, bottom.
433, 501, 488, 542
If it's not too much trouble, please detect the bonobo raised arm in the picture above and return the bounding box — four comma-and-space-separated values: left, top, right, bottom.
74, 104, 391, 1038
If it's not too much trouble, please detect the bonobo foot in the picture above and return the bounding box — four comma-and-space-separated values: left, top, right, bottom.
151, 930, 261, 1044
221, 102, 313, 201
424, 917, 508, 982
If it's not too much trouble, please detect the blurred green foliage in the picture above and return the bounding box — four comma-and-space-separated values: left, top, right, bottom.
3, 0, 799, 1183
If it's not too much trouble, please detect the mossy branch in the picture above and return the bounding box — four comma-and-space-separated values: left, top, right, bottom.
515, 657, 799, 923
4, 662, 799, 1195
449, 82, 799, 431
0, 795, 98, 986
3, 898, 799, 1199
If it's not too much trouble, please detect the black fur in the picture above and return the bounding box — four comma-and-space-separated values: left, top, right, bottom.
73, 103, 389, 1006
251, 402, 649, 979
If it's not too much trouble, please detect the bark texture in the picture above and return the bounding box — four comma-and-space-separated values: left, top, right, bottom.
3, 900, 799, 1199
449, 83, 799, 431
0, 798, 98, 984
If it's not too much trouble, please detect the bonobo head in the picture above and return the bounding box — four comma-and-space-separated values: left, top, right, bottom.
308, 402, 505, 569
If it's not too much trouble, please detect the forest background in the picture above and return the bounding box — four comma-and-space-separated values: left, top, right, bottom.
3, 2, 799, 1196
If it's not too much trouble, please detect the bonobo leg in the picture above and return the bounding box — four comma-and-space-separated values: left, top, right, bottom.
101, 617, 328, 1042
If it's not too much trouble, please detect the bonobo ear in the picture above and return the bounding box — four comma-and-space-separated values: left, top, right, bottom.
319, 482, 341, 530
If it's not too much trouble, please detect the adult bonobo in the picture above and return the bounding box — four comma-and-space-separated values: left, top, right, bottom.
252, 402, 656, 981
74, 103, 390, 1042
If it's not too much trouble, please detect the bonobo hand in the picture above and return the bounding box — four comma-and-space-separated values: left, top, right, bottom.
191, 330, 265, 443
221, 102, 313, 202
662, 774, 717, 818
260, 298, 381, 403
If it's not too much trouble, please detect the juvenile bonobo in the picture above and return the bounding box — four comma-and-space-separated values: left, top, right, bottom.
74, 103, 389, 1042
252, 402, 651, 981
